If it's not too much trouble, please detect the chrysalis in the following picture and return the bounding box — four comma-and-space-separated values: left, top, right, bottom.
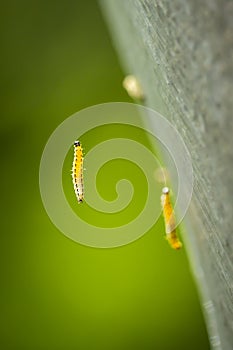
161, 187, 182, 250
71, 140, 84, 203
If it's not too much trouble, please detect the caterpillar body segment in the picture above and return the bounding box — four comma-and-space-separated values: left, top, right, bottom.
161, 187, 182, 250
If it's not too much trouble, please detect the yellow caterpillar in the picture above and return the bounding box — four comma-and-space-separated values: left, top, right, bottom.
71, 140, 84, 203
161, 187, 182, 250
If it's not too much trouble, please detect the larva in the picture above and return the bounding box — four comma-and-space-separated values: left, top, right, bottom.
71, 140, 84, 203
161, 187, 182, 250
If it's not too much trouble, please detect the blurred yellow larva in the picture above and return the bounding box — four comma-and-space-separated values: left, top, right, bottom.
161, 187, 182, 250
122, 75, 144, 101
71, 140, 84, 203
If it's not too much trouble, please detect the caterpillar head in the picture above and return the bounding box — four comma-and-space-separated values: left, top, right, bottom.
74, 140, 80, 147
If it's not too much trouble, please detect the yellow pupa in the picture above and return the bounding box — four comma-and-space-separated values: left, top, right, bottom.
161, 187, 182, 250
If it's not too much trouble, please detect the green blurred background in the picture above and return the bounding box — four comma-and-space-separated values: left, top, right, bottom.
1, 1, 210, 349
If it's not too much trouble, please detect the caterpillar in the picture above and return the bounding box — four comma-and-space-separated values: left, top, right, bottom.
161, 187, 182, 250
71, 140, 84, 203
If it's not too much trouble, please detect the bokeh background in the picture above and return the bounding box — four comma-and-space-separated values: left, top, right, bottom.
1, 1, 210, 349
